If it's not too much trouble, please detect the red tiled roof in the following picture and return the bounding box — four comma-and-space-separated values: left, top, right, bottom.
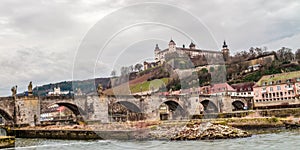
211, 83, 236, 93
231, 82, 255, 92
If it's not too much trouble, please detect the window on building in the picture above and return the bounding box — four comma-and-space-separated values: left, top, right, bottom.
286, 84, 292, 89
276, 80, 282, 84
270, 87, 273, 91
277, 86, 281, 90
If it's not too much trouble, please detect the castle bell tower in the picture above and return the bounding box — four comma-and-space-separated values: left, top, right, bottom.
189, 41, 196, 49
154, 44, 161, 62
222, 40, 230, 61
168, 39, 176, 52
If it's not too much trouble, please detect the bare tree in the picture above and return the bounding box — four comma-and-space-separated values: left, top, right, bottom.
134, 63, 143, 72
110, 70, 116, 77
120, 66, 129, 75
129, 65, 134, 73
295, 49, 300, 60
249, 47, 256, 58
254, 47, 263, 56
277, 47, 294, 62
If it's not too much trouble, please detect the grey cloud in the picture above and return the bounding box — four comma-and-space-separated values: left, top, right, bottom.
0, 0, 300, 95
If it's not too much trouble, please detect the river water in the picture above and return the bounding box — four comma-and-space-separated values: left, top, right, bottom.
9, 130, 300, 150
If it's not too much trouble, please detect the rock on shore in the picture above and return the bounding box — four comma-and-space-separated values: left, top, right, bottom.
149, 122, 251, 140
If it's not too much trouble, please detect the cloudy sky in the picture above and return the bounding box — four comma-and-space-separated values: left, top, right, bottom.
0, 0, 299, 95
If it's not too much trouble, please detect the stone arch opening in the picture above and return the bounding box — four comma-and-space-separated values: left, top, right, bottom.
232, 100, 245, 111
0, 108, 13, 123
54, 102, 86, 116
41, 102, 85, 123
159, 100, 185, 120
109, 101, 144, 122
200, 100, 218, 113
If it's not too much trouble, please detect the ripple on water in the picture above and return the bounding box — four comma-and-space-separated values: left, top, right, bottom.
14, 130, 300, 150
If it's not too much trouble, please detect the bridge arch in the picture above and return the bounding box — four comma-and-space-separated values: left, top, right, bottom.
109, 101, 143, 122
200, 100, 218, 113
42, 101, 86, 118
55, 102, 86, 116
116, 101, 141, 113
0, 108, 13, 122
158, 100, 185, 120
232, 100, 246, 111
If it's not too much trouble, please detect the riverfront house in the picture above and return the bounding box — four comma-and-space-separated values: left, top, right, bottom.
253, 71, 300, 108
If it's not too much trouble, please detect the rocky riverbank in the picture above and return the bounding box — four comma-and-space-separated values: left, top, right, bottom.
13, 117, 294, 140
148, 121, 251, 140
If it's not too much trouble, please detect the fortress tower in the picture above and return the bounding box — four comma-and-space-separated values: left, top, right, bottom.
168, 39, 176, 52
154, 44, 161, 61
221, 40, 230, 61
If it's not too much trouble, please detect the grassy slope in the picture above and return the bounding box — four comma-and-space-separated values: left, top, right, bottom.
130, 78, 169, 93
104, 68, 170, 95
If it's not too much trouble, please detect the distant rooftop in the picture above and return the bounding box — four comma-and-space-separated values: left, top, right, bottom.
231, 82, 255, 92
254, 71, 300, 87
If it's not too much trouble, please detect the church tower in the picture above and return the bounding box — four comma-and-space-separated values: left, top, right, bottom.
154, 44, 161, 62
168, 39, 176, 52
189, 41, 196, 49
222, 40, 230, 61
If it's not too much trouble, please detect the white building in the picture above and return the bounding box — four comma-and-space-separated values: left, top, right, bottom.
48, 87, 69, 96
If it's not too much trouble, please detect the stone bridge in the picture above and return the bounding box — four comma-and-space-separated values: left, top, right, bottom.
0, 94, 252, 125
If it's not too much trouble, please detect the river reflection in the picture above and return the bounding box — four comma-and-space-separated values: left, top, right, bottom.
10, 130, 300, 150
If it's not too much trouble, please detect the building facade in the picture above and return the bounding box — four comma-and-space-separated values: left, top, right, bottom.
196, 83, 236, 96
253, 71, 300, 108
154, 39, 227, 64
231, 82, 255, 97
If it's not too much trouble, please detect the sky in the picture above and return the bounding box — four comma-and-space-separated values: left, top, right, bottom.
0, 0, 299, 96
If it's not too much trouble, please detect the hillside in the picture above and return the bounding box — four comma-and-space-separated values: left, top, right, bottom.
32, 78, 111, 96
104, 65, 171, 95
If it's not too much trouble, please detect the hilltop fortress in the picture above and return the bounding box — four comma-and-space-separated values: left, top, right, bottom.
144, 39, 230, 70
154, 39, 230, 63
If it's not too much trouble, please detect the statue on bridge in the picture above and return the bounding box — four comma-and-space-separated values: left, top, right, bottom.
28, 81, 33, 96
97, 84, 104, 97
11, 85, 17, 97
